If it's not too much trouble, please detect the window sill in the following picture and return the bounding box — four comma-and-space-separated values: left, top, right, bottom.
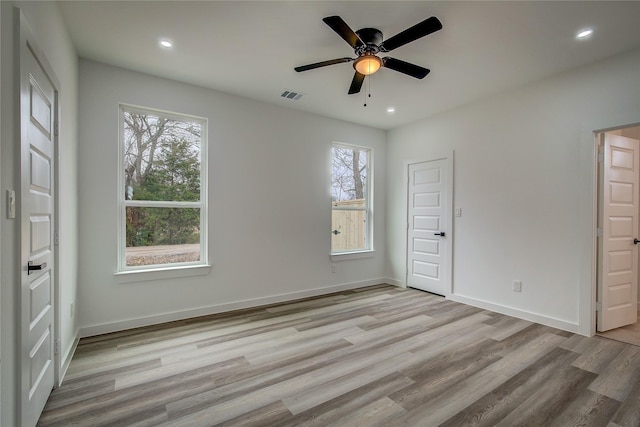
330, 250, 375, 262
114, 264, 211, 284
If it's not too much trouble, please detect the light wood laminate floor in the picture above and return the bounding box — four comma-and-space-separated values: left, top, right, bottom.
38, 285, 640, 426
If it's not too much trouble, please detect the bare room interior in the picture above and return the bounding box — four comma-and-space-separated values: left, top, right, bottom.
1, 1, 640, 426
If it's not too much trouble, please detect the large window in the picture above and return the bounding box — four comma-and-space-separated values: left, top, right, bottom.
331, 144, 372, 254
118, 105, 207, 272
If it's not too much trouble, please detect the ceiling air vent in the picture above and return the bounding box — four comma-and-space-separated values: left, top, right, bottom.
281, 90, 304, 101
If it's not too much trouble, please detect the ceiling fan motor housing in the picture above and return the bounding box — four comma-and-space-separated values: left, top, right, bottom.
355, 28, 383, 55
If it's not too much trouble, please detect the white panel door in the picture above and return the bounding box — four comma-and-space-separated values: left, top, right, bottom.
598, 134, 639, 332
407, 159, 451, 296
19, 15, 57, 427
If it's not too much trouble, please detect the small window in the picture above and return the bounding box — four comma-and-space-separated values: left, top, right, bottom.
118, 105, 207, 272
331, 144, 372, 254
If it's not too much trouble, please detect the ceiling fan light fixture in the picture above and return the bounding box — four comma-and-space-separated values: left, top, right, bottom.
354, 55, 382, 75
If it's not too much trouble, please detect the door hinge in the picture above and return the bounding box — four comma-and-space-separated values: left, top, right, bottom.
54, 121, 59, 136
596, 301, 602, 312
598, 149, 604, 163
54, 339, 60, 355
54, 231, 60, 245
596, 227, 602, 237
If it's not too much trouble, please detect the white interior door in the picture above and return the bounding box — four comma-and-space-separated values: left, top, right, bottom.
407, 158, 451, 296
598, 133, 639, 332
19, 14, 57, 426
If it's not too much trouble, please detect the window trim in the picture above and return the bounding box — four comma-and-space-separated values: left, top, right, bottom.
116, 103, 208, 276
330, 142, 374, 256
330, 250, 376, 262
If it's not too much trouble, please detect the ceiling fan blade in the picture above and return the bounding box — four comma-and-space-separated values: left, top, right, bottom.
348, 72, 365, 94
323, 16, 365, 49
294, 57, 353, 72
379, 16, 442, 52
383, 57, 430, 79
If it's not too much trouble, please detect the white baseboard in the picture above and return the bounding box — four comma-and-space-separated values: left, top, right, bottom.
384, 277, 406, 288
58, 331, 80, 385
449, 293, 581, 335
79, 278, 387, 338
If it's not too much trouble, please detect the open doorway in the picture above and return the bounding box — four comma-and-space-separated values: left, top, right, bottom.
596, 125, 640, 346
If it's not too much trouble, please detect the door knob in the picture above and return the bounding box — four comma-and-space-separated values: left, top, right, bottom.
28, 261, 47, 275
434, 232, 445, 237
634, 238, 640, 245
332, 229, 341, 235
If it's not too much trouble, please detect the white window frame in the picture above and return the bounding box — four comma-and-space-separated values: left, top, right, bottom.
116, 104, 208, 277
330, 142, 374, 259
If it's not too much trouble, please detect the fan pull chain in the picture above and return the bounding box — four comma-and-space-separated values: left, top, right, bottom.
364, 77, 372, 107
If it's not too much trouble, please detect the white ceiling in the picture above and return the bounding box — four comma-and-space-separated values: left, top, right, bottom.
57, 1, 640, 130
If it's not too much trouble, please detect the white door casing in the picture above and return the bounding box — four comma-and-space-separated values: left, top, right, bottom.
406, 156, 453, 296
19, 11, 58, 426
598, 133, 639, 332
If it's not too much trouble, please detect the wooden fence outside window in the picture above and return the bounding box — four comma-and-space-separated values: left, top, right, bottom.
331, 199, 367, 252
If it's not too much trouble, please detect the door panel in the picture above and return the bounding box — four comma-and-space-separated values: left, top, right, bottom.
20, 16, 56, 426
407, 159, 451, 295
598, 134, 639, 332
414, 215, 439, 231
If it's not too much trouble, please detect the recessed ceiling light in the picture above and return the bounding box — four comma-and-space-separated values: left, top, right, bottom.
387, 107, 396, 114
576, 28, 593, 39
159, 39, 173, 48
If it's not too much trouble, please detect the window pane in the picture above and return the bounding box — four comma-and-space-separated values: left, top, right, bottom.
123, 111, 201, 202
125, 207, 200, 267
331, 146, 369, 253
331, 147, 367, 202
332, 207, 367, 252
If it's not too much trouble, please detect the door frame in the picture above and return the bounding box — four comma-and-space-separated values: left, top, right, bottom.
594, 125, 640, 333
17, 8, 61, 421
403, 150, 454, 298
581, 114, 640, 337
0, 3, 3, 421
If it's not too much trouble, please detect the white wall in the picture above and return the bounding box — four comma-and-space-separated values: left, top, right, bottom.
387, 48, 640, 335
0, 5, 18, 423
0, 2, 78, 425
77, 60, 386, 336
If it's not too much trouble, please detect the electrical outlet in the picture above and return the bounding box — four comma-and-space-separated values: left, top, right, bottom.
512, 280, 522, 292
331, 264, 336, 273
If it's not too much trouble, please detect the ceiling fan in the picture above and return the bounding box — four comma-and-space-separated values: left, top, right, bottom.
295, 15, 442, 95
